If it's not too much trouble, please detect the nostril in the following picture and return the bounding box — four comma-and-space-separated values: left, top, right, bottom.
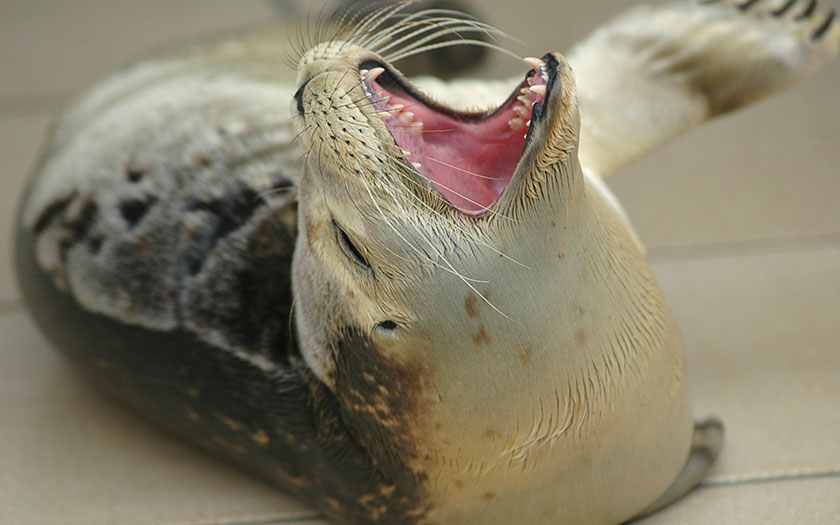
293, 78, 312, 117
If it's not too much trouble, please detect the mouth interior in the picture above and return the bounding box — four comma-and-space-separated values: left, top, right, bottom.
361, 60, 548, 215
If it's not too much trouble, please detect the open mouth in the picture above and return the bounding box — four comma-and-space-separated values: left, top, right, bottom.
360, 56, 552, 215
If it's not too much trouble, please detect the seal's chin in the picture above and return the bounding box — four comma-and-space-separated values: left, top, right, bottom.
360, 57, 551, 215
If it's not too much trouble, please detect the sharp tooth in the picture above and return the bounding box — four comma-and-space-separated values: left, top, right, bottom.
401, 148, 412, 157
366, 67, 385, 83
390, 104, 405, 112
526, 119, 531, 126
529, 85, 547, 97
360, 69, 369, 78
377, 111, 392, 120
398, 111, 415, 125
508, 118, 524, 131
411, 121, 423, 135
513, 105, 528, 118
523, 57, 545, 72
411, 162, 422, 170
516, 95, 529, 104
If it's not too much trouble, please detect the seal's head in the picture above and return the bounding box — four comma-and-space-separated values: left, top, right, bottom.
288, 33, 606, 500
292, 38, 581, 378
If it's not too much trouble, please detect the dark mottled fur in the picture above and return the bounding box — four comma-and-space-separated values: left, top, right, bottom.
17, 196, 428, 523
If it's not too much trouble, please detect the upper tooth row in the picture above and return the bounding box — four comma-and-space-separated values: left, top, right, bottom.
360, 67, 384, 96
359, 67, 424, 135
360, 67, 384, 83
524, 57, 549, 84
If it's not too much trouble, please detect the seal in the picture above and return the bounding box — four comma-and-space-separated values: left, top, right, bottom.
14, 1, 839, 523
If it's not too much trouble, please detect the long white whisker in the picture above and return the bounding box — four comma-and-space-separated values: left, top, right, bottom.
370, 18, 508, 57
387, 38, 523, 63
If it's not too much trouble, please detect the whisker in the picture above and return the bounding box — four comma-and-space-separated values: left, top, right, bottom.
361, 178, 493, 286
360, 8, 484, 49
400, 147, 502, 181
386, 39, 523, 64
369, 17, 505, 57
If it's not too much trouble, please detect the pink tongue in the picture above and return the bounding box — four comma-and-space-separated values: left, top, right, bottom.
371, 80, 541, 215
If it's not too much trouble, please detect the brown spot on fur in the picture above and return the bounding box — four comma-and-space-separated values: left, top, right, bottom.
484, 429, 499, 439
557, 252, 565, 259
551, 221, 557, 227
326, 496, 344, 512
464, 292, 479, 319
517, 345, 530, 364
483, 491, 497, 501
218, 414, 245, 432
454, 480, 465, 489
251, 429, 270, 446
472, 326, 491, 346
197, 156, 213, 168
576, 330, 587, 346
274, 468, 312, 488
212, 435, 248, 455
185, 407, 200, 422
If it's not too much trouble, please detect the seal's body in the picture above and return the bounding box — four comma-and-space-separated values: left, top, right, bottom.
15, 1, 839, 523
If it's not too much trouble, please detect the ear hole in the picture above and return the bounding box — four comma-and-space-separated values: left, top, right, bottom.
376, 320, 398, 331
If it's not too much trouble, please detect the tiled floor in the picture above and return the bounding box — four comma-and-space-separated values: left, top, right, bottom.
2, 1, 838, 523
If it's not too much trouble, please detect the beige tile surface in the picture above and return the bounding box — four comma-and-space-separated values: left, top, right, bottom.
637, 477, 840, 524
652, 247, 840, 482
0, 0, 277, 110
0, 311, 320, 525
613, 77, 840, 248
0, 114, 52, 302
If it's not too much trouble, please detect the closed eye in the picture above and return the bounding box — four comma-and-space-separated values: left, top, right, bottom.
332, 218, 371, 270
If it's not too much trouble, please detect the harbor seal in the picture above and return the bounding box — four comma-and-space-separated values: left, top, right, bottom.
14, 1, 838, 523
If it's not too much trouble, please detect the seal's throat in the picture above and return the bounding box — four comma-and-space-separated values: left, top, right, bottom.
360, 59, 549, 215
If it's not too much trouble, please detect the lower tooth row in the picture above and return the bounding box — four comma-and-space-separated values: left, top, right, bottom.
381, 104, 423, 135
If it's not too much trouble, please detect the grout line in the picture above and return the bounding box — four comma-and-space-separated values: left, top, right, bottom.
647, 231, 840, 263
700, 469, 840, 489
168, 512, 325, 525
205, 514, 326, 525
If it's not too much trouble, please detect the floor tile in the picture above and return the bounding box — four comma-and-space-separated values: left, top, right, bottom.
652, 246, 840, 482
636, 476, 840, 524
0, 311, 319, 525
613, 77, 840, 249
0, 114, 51, 302
0, 0, 277, 107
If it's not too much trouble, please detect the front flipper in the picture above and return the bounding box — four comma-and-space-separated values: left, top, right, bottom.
631, 418, 724, 521
570, 0, 839, 178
